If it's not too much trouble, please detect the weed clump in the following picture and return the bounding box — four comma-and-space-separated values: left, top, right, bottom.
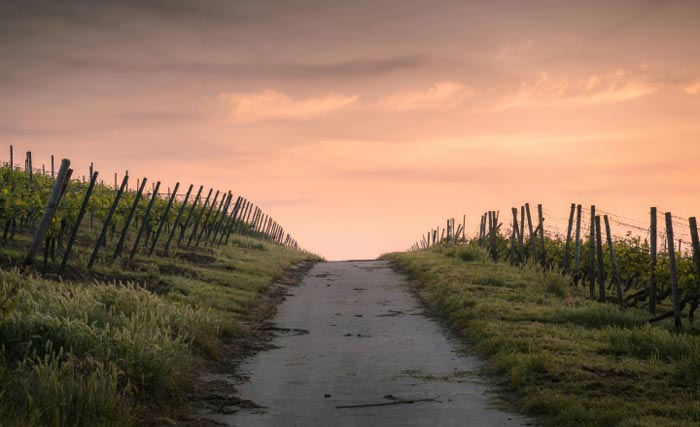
550, 305, 640, 329
601, 325, 693, 361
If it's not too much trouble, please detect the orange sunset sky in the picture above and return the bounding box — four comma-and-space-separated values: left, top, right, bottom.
1, 1, 700, 260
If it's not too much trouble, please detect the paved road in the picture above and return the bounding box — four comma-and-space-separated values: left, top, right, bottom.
205, 260, 532, 427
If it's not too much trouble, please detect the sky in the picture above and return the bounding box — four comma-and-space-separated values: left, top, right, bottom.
1, 0, 700, 260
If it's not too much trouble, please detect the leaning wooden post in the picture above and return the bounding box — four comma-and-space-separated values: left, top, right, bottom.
689, 217, 700, 296
525, 203, 537, 260
233, 200, 248, 234
164, 184, 193, 252
519, 206, 525, 260
178, 185, 204, 244
113, 177, 147, 260
562, 203, 575, 273
195, 190, 221, 246
221, 196, 242, 245
512, 209, 523, 263
604, 215, 624, 308
188, 189, 215, 246
244, 202, 255, 225
510, 207, 518, 265
665, 212, 682, 330
574, 204, 582, 278
649, 207, 657, 315
489, 211, 494, 246
491, 211, 499, 261
88, 175, 128, 269
209, 192, 232, 246
59, 170, 98, 275
203, 191, 229, 246
589, 205, 596, 299
594, 215, 606, 303
130, 181, 160, 260
537, 204, 546, 267
149, 182, 180, 256
24, 159, 71, 267
478, 215, 484, 245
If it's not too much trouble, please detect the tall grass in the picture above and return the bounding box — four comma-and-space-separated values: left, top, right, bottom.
0, 232, 317, 426
0, 268, 218, 426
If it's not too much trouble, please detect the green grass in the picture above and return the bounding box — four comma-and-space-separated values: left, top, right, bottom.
0, 235, 318, 427
384, 245, 700, 427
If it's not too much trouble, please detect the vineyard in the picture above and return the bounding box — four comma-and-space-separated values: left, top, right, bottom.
410, 204, 700, 331
0, 145, 314, 427
386, 204, 700, 426
0, 146, 299, 275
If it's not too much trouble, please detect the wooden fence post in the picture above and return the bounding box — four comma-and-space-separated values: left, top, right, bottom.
210, 192, 232, 246
478, 215, 484, 245
89, 175, 128, 269
26, 151, 32, 182
519, 206, 525, 261
462, 214, 466, 241
51, 155, 55, 178
665, 212, 682, 330
595, 215, 606, 302
525, 203, 537, 260
24, 159, 71, 267
178, 185, 204, 245
689, 217, 700, 295
650, 207, 657, 315
149, 182, 180, 256
511, 207, 518, 265
604, 215, 623, 308
205, 191, 229, 245
188, 189, 215, 246
59, 170, 98, 275
221, 196, 242, 245
9, 145, 12, 170
487, 211, 494, 258
164, 184, 193, 252
589, 205, 596, 299
113, 178, 147, 260
562, 203, 575, 273
196, 190, 224, 246
574, 204, 582, 279
130, 181, 160, 260
537, 204, 546, 267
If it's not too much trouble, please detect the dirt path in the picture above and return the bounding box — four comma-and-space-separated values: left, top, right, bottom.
201, 260, 532, 427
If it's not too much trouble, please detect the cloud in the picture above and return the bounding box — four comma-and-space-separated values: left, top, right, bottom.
374, 81, 473, 112
493, 70, 655, 111
220, 89, 358, 124
684, 80, 700, 95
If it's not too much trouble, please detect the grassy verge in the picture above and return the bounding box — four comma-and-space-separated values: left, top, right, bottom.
383, 245, 700, 427
0, 235, 318, 427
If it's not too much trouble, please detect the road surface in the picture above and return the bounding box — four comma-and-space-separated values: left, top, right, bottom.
203, 260, 532, 427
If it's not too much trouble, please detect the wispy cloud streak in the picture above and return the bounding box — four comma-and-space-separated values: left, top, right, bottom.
492, 70, 654, 111
374, 82, 473, 112
220, 89, 358, 124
